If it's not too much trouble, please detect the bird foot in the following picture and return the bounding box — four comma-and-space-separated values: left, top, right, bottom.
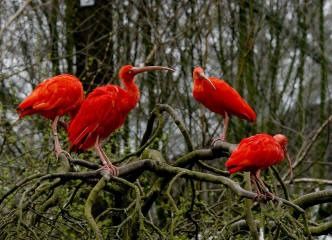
55, 148, 72, 161
253, 193, 264, 202
211, 135, 225, 147
253, 192, 276, 203
264, 191, 276, 201
97, 164, 119, 177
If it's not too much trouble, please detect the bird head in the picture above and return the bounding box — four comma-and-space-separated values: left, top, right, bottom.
193, 67, 216, 90
119, 65, 175, 84
273, 134, 293, 179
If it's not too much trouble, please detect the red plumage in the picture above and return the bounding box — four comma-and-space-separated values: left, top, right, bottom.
17, 74, 84, 159
68, 65, 174, 176
193, 76, 256, 123
225, 133, 292, 200
193, 67, 256, 143
17, 74, 84, 121
68, 85, 136, 152
226, 134, 284, 174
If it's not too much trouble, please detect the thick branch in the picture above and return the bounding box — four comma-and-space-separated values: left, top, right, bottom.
292, 189, 332, 215
173, 141, 237, 167
39, 159, 304, 213
243, 173, 259, 239
230, 219, 332, 237
84, 177, 107, 240
310, 221, 332, 236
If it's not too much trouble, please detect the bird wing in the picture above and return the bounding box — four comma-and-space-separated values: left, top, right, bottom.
17, 75, 83, 113
210, 78, 257, 123
33, 76, 81, 111
225, 134, 280, 172
68, 85, 122, 150
17, 78, 52, 111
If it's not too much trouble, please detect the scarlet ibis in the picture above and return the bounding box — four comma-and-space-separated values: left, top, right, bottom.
225, 134, 292, 200
192, 67, 256, 144
68, 65, 174, 175
17, 74, 84, 158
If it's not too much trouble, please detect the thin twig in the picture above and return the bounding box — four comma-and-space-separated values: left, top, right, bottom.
0, 0, 33, 41
287, 114, 332, 179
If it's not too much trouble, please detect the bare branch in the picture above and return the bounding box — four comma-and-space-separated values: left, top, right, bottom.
288, 114, 332, 179
37, 158, 304, 213
84, 177, 107, 240
310, 221, 332, 236
71, 158, 100, 170
243, 172, 259, 239
0, 0, 33, 41
230, 219, 331, 237
156, 104, 194, 152
286, 178, 332, 185
292, 189, 332, 215
0, 173, 44, 206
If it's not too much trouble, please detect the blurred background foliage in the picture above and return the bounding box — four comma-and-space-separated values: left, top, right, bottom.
0, 0, 331, 239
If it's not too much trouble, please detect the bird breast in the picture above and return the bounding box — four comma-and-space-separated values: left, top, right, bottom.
193, 82, 226, 116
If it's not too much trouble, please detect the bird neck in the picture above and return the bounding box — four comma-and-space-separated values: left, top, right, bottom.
193, 80, 204, 92
123, 80, 140, 104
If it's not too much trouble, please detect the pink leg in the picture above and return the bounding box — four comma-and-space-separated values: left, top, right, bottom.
52, 116, 72, 160
222, 112, 229, 140
250, 172, 263, 201
100, 147, 110, 164
94, 135, 119, 176
211, 112, 229, 146
255, 170, 275, 201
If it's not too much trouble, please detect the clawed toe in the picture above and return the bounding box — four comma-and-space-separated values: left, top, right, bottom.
56, 149, 72, 161
98, 165, 119, 177
211, 136, 225, 147
253, 193, 263, 202
264, 191, 275, 201
108, 164, 119, 177
266, 193, 279, 205
253, 192, 276, 203
272, 198, 279, 205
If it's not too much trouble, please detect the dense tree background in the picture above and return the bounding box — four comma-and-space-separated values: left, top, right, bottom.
0, 0, 331, 239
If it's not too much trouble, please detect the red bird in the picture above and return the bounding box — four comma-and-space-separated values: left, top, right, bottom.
68, 65, 174, 175
193, 67, 256, 144
225, 134, 292, 200
17, 74, 84, 158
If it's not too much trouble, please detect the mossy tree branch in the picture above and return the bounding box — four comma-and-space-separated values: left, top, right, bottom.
84, 177, 108, 240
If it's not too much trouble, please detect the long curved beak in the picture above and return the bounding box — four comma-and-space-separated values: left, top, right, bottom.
284, 150, 293, 179
131, 66, 175, 74
199, 72, 216, 90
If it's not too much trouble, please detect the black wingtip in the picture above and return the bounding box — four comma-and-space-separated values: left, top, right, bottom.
80, 134, 89, 145
227, 165, 238, 170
